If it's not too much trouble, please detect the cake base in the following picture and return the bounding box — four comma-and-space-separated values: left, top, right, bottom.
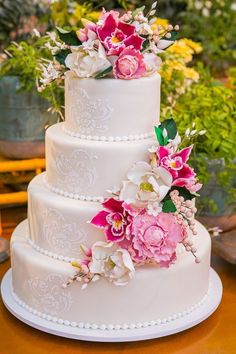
1, 268, 222, 342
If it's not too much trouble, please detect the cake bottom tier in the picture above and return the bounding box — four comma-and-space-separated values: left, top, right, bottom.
11, 220, 211, 330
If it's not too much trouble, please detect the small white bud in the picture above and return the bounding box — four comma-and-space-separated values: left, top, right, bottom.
149, 9, 156, 16
185, 128, 190, 137
151, 1, 158, 10
190, 129, 197, 136
81, 283, 88, 290
199, 130, 207, 135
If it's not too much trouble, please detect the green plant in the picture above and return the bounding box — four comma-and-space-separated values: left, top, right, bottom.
180, 0, 236, 74
160, 38, 202, 115
0, 0, 50, 49
165, 65, 236, 213
0, 37, 63, 117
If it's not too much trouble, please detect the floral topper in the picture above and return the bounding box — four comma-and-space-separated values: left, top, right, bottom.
39, 2, 179, 89
64, 119, 204, 290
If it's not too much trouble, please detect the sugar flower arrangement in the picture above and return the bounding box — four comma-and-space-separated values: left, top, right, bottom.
39, 2, 179, 89
63, 119, 204, 290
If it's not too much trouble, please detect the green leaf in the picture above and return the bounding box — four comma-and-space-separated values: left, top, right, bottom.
155, 118, 178, 145
54, 49, 71, 65
170, 187, 198, 200
56, 27, 81, 46
161, 118, 178, 140
162, 199, 177, 213
154, 126, 165, 145
94, 66, 113, 79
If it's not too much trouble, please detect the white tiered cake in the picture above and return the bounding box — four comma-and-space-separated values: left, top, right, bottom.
10, 73, 212, 329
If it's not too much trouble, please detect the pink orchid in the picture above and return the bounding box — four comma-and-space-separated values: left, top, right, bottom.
113, 46, 146, 79
90, 198, 137, 243
156, 145, 200, 191
120, 212, 186, 267
97, 11, 144, 55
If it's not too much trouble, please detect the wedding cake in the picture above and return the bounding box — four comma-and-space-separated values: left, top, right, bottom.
10, 4, 211, 331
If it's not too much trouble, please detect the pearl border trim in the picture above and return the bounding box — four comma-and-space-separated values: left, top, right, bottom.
63, 125, 154, 142
27, 239, 76, 263
28, 236, 187, 265
45, 179, 104, 203
13, 289, 209, 331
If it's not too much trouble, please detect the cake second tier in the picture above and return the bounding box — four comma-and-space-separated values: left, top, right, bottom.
46, 123, 155, 200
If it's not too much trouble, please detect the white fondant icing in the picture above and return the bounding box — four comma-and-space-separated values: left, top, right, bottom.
13, 289, 208, 330
24, 274, 72, 316
28, 173, 189, 261
46, 123, 155, 197
11, 220, 211, 326
63, 125, 154, 142
28, 174, 105, 259
65, 72, 161, 138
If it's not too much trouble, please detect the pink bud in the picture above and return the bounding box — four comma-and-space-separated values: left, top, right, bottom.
81, 18, 97, 31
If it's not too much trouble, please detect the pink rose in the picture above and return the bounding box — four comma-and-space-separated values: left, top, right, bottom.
113, 46, 146, 80
120, 212, 186, 267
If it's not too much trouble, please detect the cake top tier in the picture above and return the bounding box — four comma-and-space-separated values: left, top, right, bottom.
64, 72, 161, 139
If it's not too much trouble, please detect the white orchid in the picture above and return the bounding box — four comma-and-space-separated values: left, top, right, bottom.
65, 43, 111, 78
120, 161, 173, 208
168, 133, 181, 152
143, 53, 162, 75
89, 242, 135, 286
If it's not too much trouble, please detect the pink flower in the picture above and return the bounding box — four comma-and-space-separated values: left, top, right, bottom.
90, 198, 137, 243
76, 18, 97, 42
156, 145, 200, 191
97, 11, 144, 55
113, 46, 146, 80
120, 212, 186, 267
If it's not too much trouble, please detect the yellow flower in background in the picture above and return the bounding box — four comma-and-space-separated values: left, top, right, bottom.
69, 5, 100, 27
180, 38, 203, 54
183, 67, 200, 81
151, 17, 169, 31
87, 11, 101, 22
69, 5, 89, 26
167, 42, 193, 63
165, 60, 186, 71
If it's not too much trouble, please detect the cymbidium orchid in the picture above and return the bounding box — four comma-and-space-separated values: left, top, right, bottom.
156, 145, 201, 191
97, 12, 144, 56
90, 198, 137, 242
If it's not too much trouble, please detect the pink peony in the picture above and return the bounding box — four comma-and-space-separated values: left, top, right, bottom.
113, 46, 146, 80
97, 11, 144, 55
156, 145, 201, 191
90, 198, 137, 243
120, 212, 186, 267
